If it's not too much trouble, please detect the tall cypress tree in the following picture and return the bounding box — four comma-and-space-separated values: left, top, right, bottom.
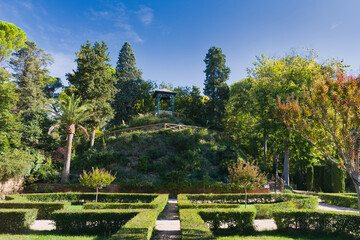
111, 42, 143, 125
10, 41, 54, 111
203, 46, 230, 129
67, 40, 116, 148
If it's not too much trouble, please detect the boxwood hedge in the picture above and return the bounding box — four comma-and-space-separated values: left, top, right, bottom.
0, 209, 38, 233
273, 209, 360, 237
319, 193, 358, 209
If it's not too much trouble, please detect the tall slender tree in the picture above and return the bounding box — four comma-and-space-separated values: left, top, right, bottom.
203, 46, 230, 129
67, 41, 116, 148
10, 41, 55, 111
48, 94, 92, 183
111, 42, 143, 125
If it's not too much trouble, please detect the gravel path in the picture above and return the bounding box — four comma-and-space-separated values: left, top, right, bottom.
152, 199, 181, 240
317, 202, 358, 212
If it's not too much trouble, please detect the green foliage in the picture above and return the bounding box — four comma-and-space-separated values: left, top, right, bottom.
0, 68, 21, 151
0, 21, 27, 64
306, 166, 313, 191
10, 41, 54, 111
79, 167, 116, 197
112, 42, 144, 124
73, 149, 127, 171
51, 209, 137, 236
318, 193, 358, 209
199, 208, 255, 234
178, 193, 318, 209
0, 149, 38, 182
273, 209, 360, 237
0, 201, 69, 219
84, 194, 168, 210
203, 46, 230, 129
0, 209, 37, 233
180, 209, 216, 240
13, 192, 157, 203
254, 201, 296, 219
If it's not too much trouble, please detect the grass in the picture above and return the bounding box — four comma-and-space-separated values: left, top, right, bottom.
217, 231, 353, 240
0, 232, 106, 240
68, 205, 84, 210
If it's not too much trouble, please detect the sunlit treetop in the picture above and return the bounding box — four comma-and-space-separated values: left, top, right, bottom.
0, 21, 27, 64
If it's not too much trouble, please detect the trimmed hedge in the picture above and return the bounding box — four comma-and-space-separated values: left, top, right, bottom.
0, 209, 38, 233
254, 201, 296, 219
111, 210, 159, 240
199, 208, 255, 233
178, 193, 318, 209
180, 209, 216, 240
273, 209, 360, 237
51, 209, 138, 236
84, 194, 168, 210
10, 192, 157, 203
319, 193, 358, 209
0, 202, 70, 219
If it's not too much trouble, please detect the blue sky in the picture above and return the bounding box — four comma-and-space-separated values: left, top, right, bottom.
1, 0, 360, 90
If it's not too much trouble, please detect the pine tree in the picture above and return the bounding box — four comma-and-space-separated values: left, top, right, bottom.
10, 41, 55, 111
203, 47, 230, 129
111, 42, 143, 125
67, 40, 116, 148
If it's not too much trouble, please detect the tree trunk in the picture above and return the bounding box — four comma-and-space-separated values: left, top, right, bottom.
90, 125, 96, 149
350, 175, 360, 211
245, 188, 248, 208
263, 132, 268, 170
61, 124, 75, 183
96, 187, 99, 203
273, 151, 278, 193
283, 138, 290, 186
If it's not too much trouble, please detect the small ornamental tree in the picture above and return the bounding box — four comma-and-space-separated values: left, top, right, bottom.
79, 167, 116, 202
228, 159, 267, 208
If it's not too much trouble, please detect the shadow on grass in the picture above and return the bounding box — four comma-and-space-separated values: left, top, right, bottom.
7, 229, 108, 240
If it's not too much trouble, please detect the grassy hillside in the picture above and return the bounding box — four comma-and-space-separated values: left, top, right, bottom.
72, 127, 244, 192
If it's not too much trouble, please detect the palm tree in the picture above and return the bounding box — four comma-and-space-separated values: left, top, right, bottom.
48, 94, 93, 183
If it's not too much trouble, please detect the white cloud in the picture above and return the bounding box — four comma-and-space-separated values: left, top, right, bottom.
137, 6, 153, 26
48, 52, 76, 86
330, 21, 343, 30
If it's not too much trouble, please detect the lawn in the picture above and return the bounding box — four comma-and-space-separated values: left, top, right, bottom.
217, 231, 352, 240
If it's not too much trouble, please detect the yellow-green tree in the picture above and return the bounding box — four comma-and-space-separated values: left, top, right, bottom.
79, 167, 116, 202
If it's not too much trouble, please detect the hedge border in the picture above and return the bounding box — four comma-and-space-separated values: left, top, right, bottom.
180, 208, 256, 240
178, 193, 318, 210
319, 193, 358, 209
84, 194, 168, 210
0, 208, 38, 233
273, 209, 360, 237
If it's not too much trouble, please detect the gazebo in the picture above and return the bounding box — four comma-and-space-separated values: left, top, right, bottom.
153, 88, 177, 117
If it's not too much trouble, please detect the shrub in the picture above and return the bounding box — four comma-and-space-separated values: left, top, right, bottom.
12, 192, 157, 203
0, 209, 37, 233
79, 167, 116, 202
306, 166, 313, 191
273, 209, 360, 237
254, 201, 296, 219
0, 201, 69, 219
180, 209, 215, 240
318, 193, 358, 209
199, 208, 255, 234
51, 209, 137, 236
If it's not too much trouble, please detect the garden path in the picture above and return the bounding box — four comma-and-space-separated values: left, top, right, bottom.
152, 199, 181, 240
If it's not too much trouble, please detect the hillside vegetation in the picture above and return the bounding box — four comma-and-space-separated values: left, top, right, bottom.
72, 127, 244, 192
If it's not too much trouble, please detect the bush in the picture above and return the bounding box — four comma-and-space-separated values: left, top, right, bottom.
199, 208, 255, 234
0, 201, 69, 219
11, 192, 157, 203
254, 201, 296, 219
51, 209, 137, 236
0, 209, 37, 233
318, 193, 358, 209
84, 194, 168, 211
180, 209, 215, 240
273, 209, 360, 237
178, 193, 318, 209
